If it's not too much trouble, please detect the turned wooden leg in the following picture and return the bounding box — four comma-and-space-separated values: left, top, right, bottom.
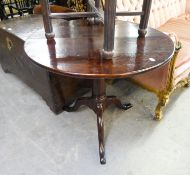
93, 79, 106, 164
96, 99, 106, 164
138, 0, 152, 37
103, 0, 117, 53
41, 0, 55, 39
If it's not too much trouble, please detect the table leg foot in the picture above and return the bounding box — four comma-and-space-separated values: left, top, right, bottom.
100, 157, 106, 164
63, 97, 93, 112
114, 100, 132, 110
106, 96, 133, 110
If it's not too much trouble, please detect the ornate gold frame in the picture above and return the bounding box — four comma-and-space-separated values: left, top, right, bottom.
154, 41, 186, 120
154, 46, 179, 120
133, 41, 190, 120
129, 41, 190, 120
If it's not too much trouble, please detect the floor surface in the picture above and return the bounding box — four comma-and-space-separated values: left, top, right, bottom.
0, 67, 190, 175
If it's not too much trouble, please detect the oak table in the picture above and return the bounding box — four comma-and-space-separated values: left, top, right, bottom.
24, 19, 174, 164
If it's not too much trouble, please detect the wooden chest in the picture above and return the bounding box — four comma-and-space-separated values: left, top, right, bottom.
0, 15, 89, 114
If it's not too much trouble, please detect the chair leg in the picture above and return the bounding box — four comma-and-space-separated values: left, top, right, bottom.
154, 76, 190, 121
138, 0, 152, 37
28, 9, 33, 14
18, 11, 23, 16
154, 91, 170, 121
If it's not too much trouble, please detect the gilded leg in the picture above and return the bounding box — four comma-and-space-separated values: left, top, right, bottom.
154, 92, 170, 121
155, 76, 190, 120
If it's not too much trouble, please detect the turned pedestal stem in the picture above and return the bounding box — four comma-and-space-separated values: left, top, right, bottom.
93, 79, 107, 164
64, 79, 132, 164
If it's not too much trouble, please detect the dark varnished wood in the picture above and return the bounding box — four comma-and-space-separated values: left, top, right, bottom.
24, 19, 174, 164
41, 0, 152, 53
139, 0, 152, 37
103, 0, 116, 53
25, 19, 174, 79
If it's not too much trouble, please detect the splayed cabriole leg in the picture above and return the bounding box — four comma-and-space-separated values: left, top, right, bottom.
154, 92, 170, 121
138, 0, 152, 37
64, 78, 132, 164
155, 76, 190, 121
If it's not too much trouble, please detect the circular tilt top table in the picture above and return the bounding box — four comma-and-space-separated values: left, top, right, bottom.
24, 19, 174, 164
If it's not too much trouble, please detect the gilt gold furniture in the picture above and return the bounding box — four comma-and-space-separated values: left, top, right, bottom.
114, 0, 190, 120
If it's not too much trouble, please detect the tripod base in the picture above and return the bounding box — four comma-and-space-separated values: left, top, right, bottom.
64, 79, 132, 164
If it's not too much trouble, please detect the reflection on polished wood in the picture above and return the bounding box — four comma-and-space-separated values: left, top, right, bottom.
41, 0, 152, 52
25, 20, 174, 79
24, 19, 174, 164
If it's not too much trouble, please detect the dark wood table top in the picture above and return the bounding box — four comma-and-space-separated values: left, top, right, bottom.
24, 19, 174, 79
